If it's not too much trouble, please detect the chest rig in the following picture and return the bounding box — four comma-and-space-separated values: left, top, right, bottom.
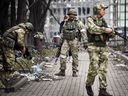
87, 16, 109, 43
63, 20, 77, 40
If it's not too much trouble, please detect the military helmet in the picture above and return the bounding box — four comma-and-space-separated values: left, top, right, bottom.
93, 3, 108, 15
25, 22, 34, 31
67, 8, 77, 16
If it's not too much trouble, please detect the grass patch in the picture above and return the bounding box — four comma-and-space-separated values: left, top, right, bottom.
41, 48, 57, 57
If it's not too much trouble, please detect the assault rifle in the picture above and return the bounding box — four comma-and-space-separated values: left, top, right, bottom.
54, 39, 63, 65
114, 28, 128, 41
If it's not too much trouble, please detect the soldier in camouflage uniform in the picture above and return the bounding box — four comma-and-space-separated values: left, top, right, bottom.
55, 15, 72, 64
55, 8, 87, 77
0, 22, 33, 88
85, 3, 114, 96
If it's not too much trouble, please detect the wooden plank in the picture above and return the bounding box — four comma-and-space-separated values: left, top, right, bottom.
72, 60, 84, 96
77, 66, 86, 96
34, 81, 51, 96
55, 63, 72, 96
57, 62, 73, 96
2, 51, 128, 96
4, 76, 28, 93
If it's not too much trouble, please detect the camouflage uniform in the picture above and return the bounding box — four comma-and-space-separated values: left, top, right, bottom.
56, 8, 87, 77
2, 23, 28, 70
0, 22, 33, 88
85, 4, 114, 96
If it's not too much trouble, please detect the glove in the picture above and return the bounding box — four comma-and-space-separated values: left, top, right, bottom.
83, 42, 88, 49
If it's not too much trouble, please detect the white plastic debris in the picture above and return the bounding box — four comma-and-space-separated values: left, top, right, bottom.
31, 64, 43, 76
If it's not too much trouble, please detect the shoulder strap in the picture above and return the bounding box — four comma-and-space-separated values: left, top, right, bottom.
101, 18, 108, 27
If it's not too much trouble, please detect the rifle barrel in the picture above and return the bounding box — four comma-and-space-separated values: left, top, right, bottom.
115, 31, 128, 41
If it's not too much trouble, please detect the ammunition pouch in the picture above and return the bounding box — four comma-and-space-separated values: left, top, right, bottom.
88, 34, 101, 42
76, 31, 81, 41
63, 29, 76, 40
3, 37, 15, 49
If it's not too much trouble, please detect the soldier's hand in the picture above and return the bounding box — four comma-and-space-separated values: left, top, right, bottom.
59, 33, 63, 39
21, 46, 26, 54
83, 42, 88, 49
105, 28, 113, 33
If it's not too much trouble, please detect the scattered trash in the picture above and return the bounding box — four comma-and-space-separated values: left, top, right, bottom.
15, 55, 64, 82
31, 64, 43, 76
44, 63, 53, 68
115, 64, 126, 67
41, 78, 52, 81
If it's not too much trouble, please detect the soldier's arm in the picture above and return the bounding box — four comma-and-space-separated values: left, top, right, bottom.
77, 20, 88, 43
16, 29, 26, 53
77, 21, 88, 49
87, 17, 106, 34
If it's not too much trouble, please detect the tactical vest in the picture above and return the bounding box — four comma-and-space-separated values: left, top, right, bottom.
87, 16, 109, 43
63, 20, 77, 40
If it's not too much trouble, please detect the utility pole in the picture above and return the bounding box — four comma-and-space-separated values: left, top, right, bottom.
113, 0, 118, 27
124, 0, 127, 48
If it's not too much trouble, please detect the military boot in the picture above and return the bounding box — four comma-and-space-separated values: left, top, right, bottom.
86, 85, 94, 96
55, 70, 65, 76
98, 88, 112, 96
72, 71, 78, 77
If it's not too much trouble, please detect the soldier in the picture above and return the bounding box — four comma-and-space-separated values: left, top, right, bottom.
0, 22, 33, 87
85, 3, 114, 96
55, 8, 87, 77
59, 15, 69, 35
55, 15, 72, 64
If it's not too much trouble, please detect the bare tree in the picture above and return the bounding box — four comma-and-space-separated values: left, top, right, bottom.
0, 0, 10, 35
28, 0, 52, 32
0, 0, 53, 47
17, 0, 27, 23
28, 0, 52, 49
11, 0, 16, 26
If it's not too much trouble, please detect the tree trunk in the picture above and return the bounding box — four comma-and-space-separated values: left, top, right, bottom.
17, 0, 27, 23
0, 0, 10, 35
28, 0, 52, 50
11, 0, 16, 26
38, 0, 52, 32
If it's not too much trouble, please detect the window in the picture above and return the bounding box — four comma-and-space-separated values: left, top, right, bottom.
78, 7, 81, 15
119, 4, 128, 12
50, 17, 54, 24
58, 8, 60, 14
82, 7, 86, 15
53, 8, 57, 13
119, 12, 128, 19
63, 8, 66, 15
87, 7, 90, 14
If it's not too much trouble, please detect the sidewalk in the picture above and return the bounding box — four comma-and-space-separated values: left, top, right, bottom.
1, 51, 128, 96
